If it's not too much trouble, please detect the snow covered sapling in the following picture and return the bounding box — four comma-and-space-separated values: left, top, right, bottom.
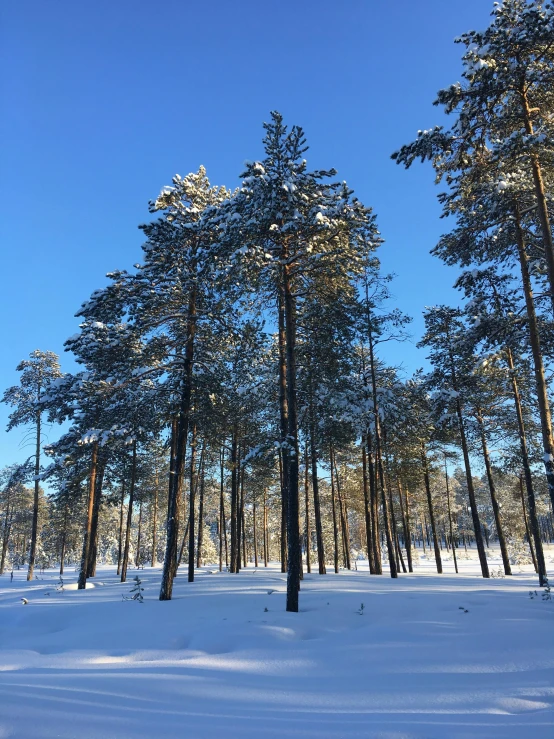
124, 575, 144, 602
530, 578, 552, 602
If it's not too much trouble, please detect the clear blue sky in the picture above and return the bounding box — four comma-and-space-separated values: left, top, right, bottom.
0, 0, 494, 467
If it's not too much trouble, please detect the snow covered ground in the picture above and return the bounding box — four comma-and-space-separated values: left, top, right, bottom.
0, 550, 553, 738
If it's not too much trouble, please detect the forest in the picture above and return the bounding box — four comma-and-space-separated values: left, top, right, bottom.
1, 0, 554, 622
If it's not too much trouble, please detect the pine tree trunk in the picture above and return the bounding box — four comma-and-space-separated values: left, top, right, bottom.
188, 427, 198, 582
514, 205, 554, 513
519, 475, 538, 571
361, 443, 376, 573
121, 440, 137, 583
387, 480, 406, 573
397, 479, 413, 573
443, 325, 490, 578
253, 501, 258, 567
332, 451, 351, 570
28, 409, 41, 581
116, 475, 126, 576
367, 434, 382, 573
283, 259, 301, 611
196, 452, 205, 569
230, 426, 239, 573
263, 489, 269, 567
444, 458, 458, 575
304, 444, 311, 574
368, 329, 397, 578
421, 445, 443, 574
377, 446, 398, 579
87, 457, 105, 578
151, 467, 159, 567
219, 448, 224, 572
219, 446, 227, 571
0, 487, 12, 575
330, 449, 340, 574
520, 85, 554, 317
309, 420, 326, 574
59, 506, 68, 576
278, 287, 289, 575
477, 411, 511, 575
455, 396, 490, 578
78, 441, 99, 590
177, 515, 190, 571
135, 500, 143, 568
159, 286, 196, 601
240, 461, 247, 568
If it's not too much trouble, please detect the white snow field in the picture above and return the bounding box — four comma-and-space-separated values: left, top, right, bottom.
0, 551, 553, 739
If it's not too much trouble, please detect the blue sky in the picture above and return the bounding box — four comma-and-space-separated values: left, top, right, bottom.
0, 0, 494, 467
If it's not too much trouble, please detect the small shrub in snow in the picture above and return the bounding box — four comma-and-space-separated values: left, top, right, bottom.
123, 575, 144, 603
530, 579, 552, 602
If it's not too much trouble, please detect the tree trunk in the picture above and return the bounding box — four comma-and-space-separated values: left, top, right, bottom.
304, 444, 311, 574
240, 459, 247, 568
520, 85, 554, 317
230, 425, 239, 573
151, 466, 159, 567
421, 445, 443, 574
283, 260, 301, 612
361, 443, 376, 573
477, 411, 511, 575
330, 447, 340, 574
59, 504, 68, 576
253, 501, 258, 567
367, 434, 382, 573
455, 396, 490, 578
309, 420, 326, 574
219, 446, 224, 572
278, 286, 289, 575
135, 500, 143, 567
519, 475, 538, 571
514, 205, 554, 513
87, 456, 106, 577
27, 409, 41, 581
387, 479, 405, 573
332, 450, 351, 570
263, 489, 269, 567
367, 327, 397, 578
177, 515, 191, 571
0, 486, 12, 575
196, 452, 205, 569
443, 324, 489, 579
505, 348, 544, 574
78, 441, 99, 590
121, 440, 137, 583
397, 479, 413, 573
444, 458, 458, 575
188, 427, 198, 582
159, 286, 196, 601
116, 473, 126, 576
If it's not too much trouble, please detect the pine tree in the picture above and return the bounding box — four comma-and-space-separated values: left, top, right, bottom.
419, 307, 490, 578
2, 351, 62, 580
212, 111, 377, 610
